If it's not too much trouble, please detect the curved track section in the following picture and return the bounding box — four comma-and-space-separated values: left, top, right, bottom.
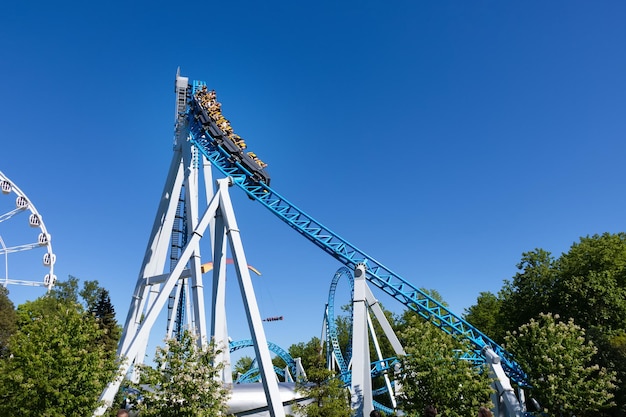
236, 365, 287, 384
185, 82, 528, 386
229, 339, 298, 382
0, 171, 56, 289
327, 266, 354, 374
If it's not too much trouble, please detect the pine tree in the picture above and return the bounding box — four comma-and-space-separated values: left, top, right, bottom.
90, 289, 121, 355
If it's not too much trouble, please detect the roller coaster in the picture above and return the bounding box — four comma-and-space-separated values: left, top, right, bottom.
97, 72, 530, 417
185, 78, 528, 383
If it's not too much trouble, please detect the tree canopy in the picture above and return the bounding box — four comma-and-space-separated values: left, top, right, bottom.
464, 232, 626, 417
504, 313, 616, 417
463, 291, 504, 343
397, 314, 493, 417
500, 233, 626, 336
0, 277, 121, 416
0, 292, 119, 416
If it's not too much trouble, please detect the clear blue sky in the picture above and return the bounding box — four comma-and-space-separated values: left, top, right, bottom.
1, 1, 625, 354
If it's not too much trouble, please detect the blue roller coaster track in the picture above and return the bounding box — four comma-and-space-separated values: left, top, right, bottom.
183, 78, 529, 387
327, 267, 354, 374
229, 339, 298, 383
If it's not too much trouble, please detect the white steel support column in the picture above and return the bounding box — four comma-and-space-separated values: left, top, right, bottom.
483, 347, 523, 417
166, 283, 184, 339
182, 143, 207, 343
365, 285, 406, 405
365, 286, 405, 357
202, 155, 215, 240
210, 205, 232, 383
217, 178, 286, 417
366, 313, 396, 410
351, 263, 373, 416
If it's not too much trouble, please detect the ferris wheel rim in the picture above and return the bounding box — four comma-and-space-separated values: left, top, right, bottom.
0, 170, 56, 289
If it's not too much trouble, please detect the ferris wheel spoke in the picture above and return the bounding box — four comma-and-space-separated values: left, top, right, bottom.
2, 278, 48, 287
0, 242, 48, 255
0, 208, 25, 223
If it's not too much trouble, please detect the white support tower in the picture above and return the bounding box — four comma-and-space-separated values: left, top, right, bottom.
349, 264, 407, 416
365, 285, 405, 410
95, 74, 285, 417
350, 263, 373, 416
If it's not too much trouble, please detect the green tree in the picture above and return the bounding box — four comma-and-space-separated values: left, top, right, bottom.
397, 314, 493, 417
50, 275, 81, 304
0, 295, 119, 416
499, 233, 626, 339
604, 330, 626, 417
463, 291, 505, 343
499, 248, 557, 333
289, 337, 324, 372
49, 276, 121, 357
504, 313, 616, 417
232, 355, 255, 381
553, 233, 626, 332
0, 286, 17, 358
556, 234, 626, 417
289, 354, 352, 417
130, 329, 230, 417
497, 233, 626, 416
89, 289, 122, 355
81, 279, 106, 311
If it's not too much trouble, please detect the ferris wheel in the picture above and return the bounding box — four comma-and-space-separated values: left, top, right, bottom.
0, 170, 56, 289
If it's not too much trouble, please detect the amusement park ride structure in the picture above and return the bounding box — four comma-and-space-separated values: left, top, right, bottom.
0, 171, 56, 290
96, 71, 532, 417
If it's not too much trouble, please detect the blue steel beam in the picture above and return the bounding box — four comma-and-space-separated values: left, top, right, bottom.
186, 84, 528, 387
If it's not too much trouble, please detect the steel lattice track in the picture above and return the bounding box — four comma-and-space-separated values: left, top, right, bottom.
185, 90, 529, 387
